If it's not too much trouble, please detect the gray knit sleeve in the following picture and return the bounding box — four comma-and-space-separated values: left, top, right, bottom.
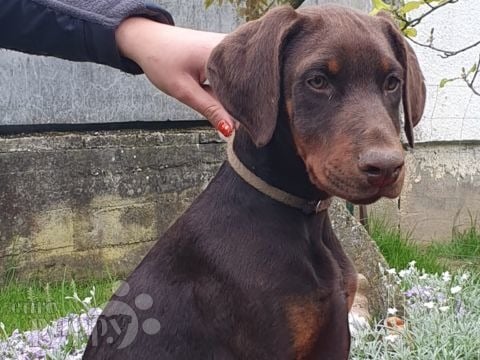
31, 0, 173, 28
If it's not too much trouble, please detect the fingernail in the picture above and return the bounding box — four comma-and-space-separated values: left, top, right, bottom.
217, 120, 233, 137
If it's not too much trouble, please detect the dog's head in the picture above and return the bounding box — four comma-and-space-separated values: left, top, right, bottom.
207, 5, 426, 204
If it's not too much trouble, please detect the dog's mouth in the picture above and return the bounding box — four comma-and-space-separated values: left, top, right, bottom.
306, 163, 404, 205
344, 187, 401, 205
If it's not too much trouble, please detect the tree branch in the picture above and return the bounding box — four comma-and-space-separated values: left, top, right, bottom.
398, 0, 459, 30
463, 54, 480, 96
407, 37, 480, 58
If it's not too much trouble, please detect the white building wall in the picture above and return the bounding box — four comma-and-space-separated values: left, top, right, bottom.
411, 0, 480, 142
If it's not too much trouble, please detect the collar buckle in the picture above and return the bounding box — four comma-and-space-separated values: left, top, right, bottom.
302, 198, 332, 215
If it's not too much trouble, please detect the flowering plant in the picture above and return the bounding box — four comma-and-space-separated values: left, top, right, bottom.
351, 261, 480, 359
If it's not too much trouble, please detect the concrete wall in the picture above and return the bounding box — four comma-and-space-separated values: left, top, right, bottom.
372, 142, 480, 243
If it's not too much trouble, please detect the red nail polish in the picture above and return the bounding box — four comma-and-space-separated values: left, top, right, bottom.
217, 120, 233, 137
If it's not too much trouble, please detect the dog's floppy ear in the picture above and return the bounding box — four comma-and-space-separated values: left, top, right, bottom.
207, 6, 301, 147
377, 11, 426, 147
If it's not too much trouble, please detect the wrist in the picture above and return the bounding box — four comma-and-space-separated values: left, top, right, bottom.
115, 17, 159, 65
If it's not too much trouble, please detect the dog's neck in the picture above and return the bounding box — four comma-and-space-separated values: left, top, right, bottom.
232, 123, 329, 202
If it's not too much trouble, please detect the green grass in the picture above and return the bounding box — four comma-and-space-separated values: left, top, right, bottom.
368, 217, 446, 274
369, 216, 480, 273
0, 276, 118, 336
429, 225, 480, 269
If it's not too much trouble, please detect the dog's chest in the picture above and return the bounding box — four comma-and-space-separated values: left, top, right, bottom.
281, 241, 349, 359
284, 292, 326, 360
283, 282, 346, 359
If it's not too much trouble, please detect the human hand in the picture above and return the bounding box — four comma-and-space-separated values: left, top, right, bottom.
116, 17, 234, 137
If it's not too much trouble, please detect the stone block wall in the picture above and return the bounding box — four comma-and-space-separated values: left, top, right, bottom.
0, 128, 225, 281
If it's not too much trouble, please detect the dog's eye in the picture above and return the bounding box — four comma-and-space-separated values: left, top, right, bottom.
307, 75, 329, 90
385, 76, 401, 92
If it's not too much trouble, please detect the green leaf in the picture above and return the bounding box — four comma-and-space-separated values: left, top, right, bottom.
403, 27, 418, 37
370, 0, 390, 14
439, 78, 457, 88
399, 1, 424, 14
467, 63, 478, 75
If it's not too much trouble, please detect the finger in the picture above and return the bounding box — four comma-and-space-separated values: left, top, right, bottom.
174, 79, 235, 137
203, 85, 240, 130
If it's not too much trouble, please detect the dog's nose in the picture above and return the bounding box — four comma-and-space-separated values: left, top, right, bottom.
358, 150, 404, 188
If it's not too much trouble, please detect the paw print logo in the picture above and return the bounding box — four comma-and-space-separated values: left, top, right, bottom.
90, 281, 161, 349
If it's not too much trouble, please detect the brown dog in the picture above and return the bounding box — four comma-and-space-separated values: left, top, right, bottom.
83, 5, 425, 360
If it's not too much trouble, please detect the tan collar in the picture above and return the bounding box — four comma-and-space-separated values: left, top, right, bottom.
226, 137, 331, 215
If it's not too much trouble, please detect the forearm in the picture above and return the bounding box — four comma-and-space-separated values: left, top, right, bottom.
0, 0, 173, 73
116, 18, 224, 73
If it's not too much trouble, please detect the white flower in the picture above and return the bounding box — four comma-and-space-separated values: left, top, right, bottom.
399, 269, 410, 278
450, 286, 462, 294
460, 273, 470, 281
408, 260, 416, 268
387, 307, 398, 315
439, 306, 449, 312
386, 268, 397, 275
423, 301, 435, 309
385, 334, 399, 342
83, 297, 92, 305
442, 271, 451, 282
